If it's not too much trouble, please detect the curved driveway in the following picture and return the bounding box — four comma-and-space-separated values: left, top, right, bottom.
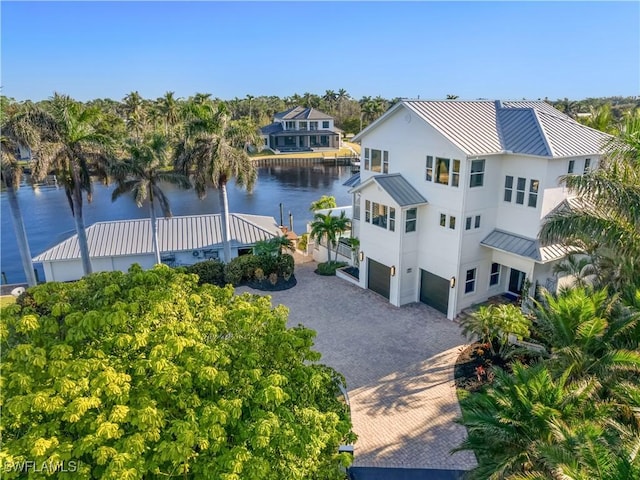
237, 262, 477, 471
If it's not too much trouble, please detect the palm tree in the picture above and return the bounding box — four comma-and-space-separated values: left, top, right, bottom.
175, 101, 257, 263
309, 195, 337, 212
0, 106, 44, 286
336, 88, 350, 117
31, 93, 114, 276
111, 133, 191, 265
553, 253, 597, 289
157, 91, 180, 138
122, 91, 146, 140
322, 90, 337, 114
309, 211, 350, 263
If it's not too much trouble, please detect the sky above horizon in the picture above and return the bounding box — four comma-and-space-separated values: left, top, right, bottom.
2, 1, 638, 103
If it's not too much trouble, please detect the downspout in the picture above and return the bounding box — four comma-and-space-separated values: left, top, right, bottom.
452, 157, 470, 320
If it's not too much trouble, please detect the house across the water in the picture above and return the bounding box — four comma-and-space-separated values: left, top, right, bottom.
33, 213, 282, 282
260, 106, 342, 153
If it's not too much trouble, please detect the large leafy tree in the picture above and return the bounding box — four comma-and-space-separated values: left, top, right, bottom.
175, 101, 257, 263
309, 211, 350, 263
30, 94, 113, 277
0, 266, 355, 479
111, 133, 192, 265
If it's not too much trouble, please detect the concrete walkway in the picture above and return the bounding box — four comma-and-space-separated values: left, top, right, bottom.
236, 262, 477, 471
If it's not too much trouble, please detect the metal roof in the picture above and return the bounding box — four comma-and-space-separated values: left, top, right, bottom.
260, 122, 283, 135
269, 129, 339, 137
33, 214, 281, 262
350, 174, 428, 207
368, 100, 614, 158
342, 173, 361, 187
274, 106, 332, 120
481, 229, 569, 263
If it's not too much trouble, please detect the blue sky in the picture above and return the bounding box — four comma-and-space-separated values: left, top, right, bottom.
2, 1, 638, 102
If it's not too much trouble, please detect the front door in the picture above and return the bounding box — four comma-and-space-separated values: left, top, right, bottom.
508, 268, 526, 295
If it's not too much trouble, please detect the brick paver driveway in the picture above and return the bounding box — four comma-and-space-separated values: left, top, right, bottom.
237, 262, 477, 471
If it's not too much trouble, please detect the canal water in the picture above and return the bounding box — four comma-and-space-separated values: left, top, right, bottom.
1, 165, 354, 284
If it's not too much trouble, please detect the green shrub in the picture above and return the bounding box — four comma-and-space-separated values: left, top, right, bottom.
276, 254, 295, 278
185, 260, 225, 286
317, 261, 347, 276
254, 268, 265, 281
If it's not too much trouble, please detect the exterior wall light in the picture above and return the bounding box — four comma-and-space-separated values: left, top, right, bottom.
390, 266, 396, 276
450, 276, 456, 288
358, 251, 365, 262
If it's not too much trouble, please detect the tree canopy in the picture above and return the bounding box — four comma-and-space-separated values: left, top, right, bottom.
0, 266, 354, 479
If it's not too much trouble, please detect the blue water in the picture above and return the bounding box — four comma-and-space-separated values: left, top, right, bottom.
1, 165, 354, 284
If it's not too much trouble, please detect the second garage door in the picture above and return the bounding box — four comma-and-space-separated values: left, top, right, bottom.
420, 270, 449, 315
368, 259, 391, 300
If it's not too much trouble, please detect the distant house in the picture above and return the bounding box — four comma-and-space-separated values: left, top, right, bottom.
343, 99, 612, 319
33, 213, 282, 282
260, 106, 342, 153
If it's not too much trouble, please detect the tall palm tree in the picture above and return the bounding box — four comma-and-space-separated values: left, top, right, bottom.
31, 93, 114, 276
157, 91, 180, 138
322, 90, 337, 114
309, 211, 350, 263
111, 134, 191, 265
122, 91, 146, 140
175, 101, 257, 263
336, 88, 350, 117
552, 253, 597, 289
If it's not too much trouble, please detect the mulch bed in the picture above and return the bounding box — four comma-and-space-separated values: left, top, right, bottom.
454, 342, 507, 393
245, 275, 297, 292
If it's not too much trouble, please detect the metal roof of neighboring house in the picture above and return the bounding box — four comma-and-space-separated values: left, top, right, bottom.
260, 122, 283, 135
33, 214, 281, 262
274, 106, 333, 120
358, 100, 612, 158
269, 129, 339, 137
342, 173, 361, 187
350, 174, 428, 207
481, 229, 569, 263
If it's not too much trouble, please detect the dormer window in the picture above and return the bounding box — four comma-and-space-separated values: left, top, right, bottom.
285, 121, 295, 130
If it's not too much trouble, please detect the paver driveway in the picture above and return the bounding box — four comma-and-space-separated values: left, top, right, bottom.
237, 262, 477, 470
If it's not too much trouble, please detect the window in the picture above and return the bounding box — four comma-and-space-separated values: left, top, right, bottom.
489, 263, 501, 286
568, 159, 575, 174
451, 160, 460, 187
465, 268, 476, 293
528, 179, 539, 208
449, 216, 456, 230
516, 177, 526, 205
504, 176, 513, 202
299, 121, 307, 131
584, 158, 591, 173
435, 157, 450, 185
354, 194, 361, 220
365, 200, 395, 231
285, 121, 295, 130
465, 217, 472, 230
365, 200, 371, 223
371, 149, 382, 172
426, 156, 434, 181
389, 208, 396, 231
465, 215, 481, 230
470, 159, 485, 187
322, 121, 330, 129
405, 208, 417, 233
364, 148, 370, 170
440, 213, 446, 227
474, 215, 481, 228
263, 138, 268, 146
383, 151, 389, 174
310, 121, 319, 130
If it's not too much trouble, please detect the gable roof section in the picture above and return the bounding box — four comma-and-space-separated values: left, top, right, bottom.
33, 214, 281, 262
355, 100, 612, 158
349, 174, 428, 207
342, 172, 361, 188
260, 122, 283, 135
274, 106, 332, 120
481, 229, 569, 263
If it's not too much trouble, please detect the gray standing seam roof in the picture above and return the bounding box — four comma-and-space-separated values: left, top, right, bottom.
33, 214, 281, 262
481, 229, 569, 263
351, 174, 428, 207
274, 106, 333, 121
342, 173, 361, 187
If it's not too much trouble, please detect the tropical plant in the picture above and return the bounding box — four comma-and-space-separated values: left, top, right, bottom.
253, 236, 294, 257
30, 93, 114, 276
111, 133, 192, 265
121, 90, 147, 140
309, 195, 337, 212
309, 211, 350, 263
553, 253, 597, 289
156, 91, 180, 138
175, 101, 257, 263
0, 265, 355, 479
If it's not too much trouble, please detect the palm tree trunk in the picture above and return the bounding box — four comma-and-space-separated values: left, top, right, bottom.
326, 237, 332, 263
6, 185, 37, 287
219, 183, 232, 263
72, 190, 93, 276
149, 193, 161, 265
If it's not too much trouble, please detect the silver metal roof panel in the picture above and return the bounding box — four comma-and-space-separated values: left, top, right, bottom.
481, 229, 569, 263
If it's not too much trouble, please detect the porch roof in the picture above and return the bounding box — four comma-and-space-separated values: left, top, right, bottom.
481, 229, 569, 263
350, 173, 428, 207
269, 129, 339, 137
343, 173, 361, 187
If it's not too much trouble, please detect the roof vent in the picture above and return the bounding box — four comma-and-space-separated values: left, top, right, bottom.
495, 100, 503, 109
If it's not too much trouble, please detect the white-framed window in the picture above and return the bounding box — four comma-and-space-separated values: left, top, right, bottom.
470, 159, 485, 187
310, 121, 319, 130
452, 159, 460, 187
285, 121, 295, 130
528, 179, 539, 208
322, 120, 330, 129
568, 159, 575, 174
516, 177, 526, 205
389, 207, 396, 231
584, 158, 591, 173
364, 148, 370, 170
354, 194, 361, 220
383, 151, 389, 174
439, 213, 446, 227
465, 268, 477, 293
504, 175, 513, 202
449, 216, 456, 230
365, 200, 395, 231
489, 263, 501, 286
465, 216, 472, 230
367, 148, 388, 173
435, 157, 450, 185
474, 215, 481, 228
466, 215, 481, 230
405, 208, 417, 233
426, 155, 433, 181
365, 200, 371, 222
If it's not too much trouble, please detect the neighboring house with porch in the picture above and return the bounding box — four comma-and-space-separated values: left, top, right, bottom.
260, 106, 342, 153
345, 99, 612, 320
33, 213, 282, 282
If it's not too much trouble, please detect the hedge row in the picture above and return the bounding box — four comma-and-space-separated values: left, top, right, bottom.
182, 254, 295, 287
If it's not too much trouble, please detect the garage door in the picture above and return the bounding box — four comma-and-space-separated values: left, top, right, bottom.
420, 270, 449, 315
368, 259, 390, 299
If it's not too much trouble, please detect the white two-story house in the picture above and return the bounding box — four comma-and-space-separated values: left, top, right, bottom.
347, 100, 612, 319
260, 106, 342, 152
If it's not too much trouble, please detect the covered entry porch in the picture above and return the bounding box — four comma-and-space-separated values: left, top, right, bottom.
269, 130, 340, 152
